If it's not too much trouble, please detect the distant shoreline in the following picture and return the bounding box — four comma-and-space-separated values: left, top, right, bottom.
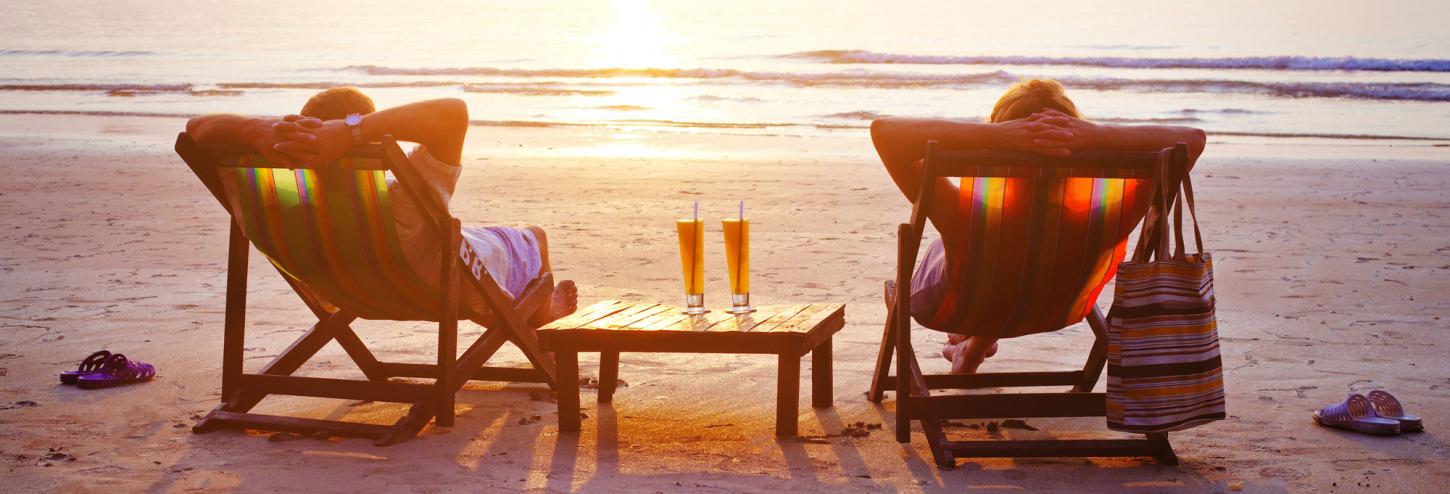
4, 109, 1448, 144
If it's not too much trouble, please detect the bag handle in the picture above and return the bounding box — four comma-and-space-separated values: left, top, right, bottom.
1170, 144, 1205, 259
1140, 147, 1174, 262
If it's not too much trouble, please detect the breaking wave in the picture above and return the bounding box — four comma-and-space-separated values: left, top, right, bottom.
783, 50, 1450, 73
0, 48, 156, 57
3, 110, 1447, 141
7, 70, 1450, 102
343, 65, 1450, 101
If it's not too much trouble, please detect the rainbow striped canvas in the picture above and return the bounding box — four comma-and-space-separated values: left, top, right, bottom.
922, 176, 1154, 338
226, 154, 442, 321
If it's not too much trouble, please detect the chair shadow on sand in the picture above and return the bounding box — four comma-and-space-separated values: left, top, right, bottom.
141, 348, 1283, 492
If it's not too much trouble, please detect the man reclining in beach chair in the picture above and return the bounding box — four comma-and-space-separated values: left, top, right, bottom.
176, 89, 576, 444
867, 79, 1206, 466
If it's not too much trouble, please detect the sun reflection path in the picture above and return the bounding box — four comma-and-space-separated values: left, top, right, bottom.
586, 0, 703, 149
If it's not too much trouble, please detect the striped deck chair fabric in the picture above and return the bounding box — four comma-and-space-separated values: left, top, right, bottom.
921, 174, 1155, 339
226, 154, 443, 321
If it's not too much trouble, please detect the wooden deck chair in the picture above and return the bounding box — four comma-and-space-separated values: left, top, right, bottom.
175, 133, 557, 445
868, 141, 1190, 468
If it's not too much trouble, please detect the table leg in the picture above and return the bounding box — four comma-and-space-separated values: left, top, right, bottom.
599, 351, 619, 403
776, 352, 800, 437
558, 350, 581, 432
812, 336, 833, 408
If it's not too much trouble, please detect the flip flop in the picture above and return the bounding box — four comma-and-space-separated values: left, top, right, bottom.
59, 350, 112, 384
1313, 393, 1400, 436
76, 354, 156, 389
1367, 390, 1423, 432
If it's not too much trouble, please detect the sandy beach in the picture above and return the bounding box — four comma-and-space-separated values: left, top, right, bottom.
1, 113, 1448, 492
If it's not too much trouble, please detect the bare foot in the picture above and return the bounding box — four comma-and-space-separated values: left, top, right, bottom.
942, 336, 996, 360
528, 280, 577, 326
944, 337, 999, 374
941, 333, 968, 361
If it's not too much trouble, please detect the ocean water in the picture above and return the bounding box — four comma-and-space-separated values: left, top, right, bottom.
3, 0, 1449, 140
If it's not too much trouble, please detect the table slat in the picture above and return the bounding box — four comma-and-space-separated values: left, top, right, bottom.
707, 305, 792, 332
790, 304, 844, 334
543, 300, 629, 330
757, 304, 831, 333
591, 303, 662, 329
742, 304, 814, 333
660, 311, 738, 332
634, 311, 694, 331
605, 304, 674, 329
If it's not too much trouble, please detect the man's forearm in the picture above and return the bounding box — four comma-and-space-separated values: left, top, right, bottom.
870, 117, 1002, 165
186, 114, 273, 150
356, 99, 468, 164
1094, 124, 1207, 163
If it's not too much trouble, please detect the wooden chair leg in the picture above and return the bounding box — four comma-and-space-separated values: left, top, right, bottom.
868, 281, 897, 403
894, 311, 912, 443
891, 223, 917, 443
1148, 432, 1178, 465
436, 220, 462, 428
1075, 306, 1110, 392
221, 223, 248, 402
599, 351, 619, 403
906, 352, 953, 468
436, 316, 457, 428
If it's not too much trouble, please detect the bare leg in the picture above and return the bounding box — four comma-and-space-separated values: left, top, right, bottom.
524, 226, 577, 327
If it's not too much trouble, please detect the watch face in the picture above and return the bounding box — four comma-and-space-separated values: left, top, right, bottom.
345, 113, 361, 125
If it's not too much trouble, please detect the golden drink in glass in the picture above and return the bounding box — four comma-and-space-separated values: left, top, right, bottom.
676, 219, 708, 314
722, 218, 754, 314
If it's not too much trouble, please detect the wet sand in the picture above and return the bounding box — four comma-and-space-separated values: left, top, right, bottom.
1, 114, 1447, 492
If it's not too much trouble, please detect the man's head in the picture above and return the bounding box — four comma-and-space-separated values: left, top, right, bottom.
300, 87, 375, 121
989, 79, 1079, 123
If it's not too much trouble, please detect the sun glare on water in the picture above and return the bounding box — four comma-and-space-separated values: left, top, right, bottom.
591, 0, 677, 69
580, 0, 699, 148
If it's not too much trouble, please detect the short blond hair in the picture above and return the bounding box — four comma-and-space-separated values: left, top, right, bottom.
300, 87, 375, 121
989, 79, 1080, 123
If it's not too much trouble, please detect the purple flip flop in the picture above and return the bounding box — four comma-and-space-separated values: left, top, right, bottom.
1367, 390, 1423, 432
76, 354, 156, 389
59, 350, 112, 384
1313, 393, 1400, 436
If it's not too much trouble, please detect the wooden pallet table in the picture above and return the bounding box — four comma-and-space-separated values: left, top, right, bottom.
537, 300, 846, 437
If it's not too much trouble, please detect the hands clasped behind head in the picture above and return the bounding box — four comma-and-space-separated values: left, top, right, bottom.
270, 115, 330, 166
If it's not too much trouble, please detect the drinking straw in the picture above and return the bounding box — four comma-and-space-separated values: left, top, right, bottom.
694, 201, 699, 222
739, 200, 744, 220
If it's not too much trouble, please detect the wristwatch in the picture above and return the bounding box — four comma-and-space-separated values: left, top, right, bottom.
344, 113, 364, 144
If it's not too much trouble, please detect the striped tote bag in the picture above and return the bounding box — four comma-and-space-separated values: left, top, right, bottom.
1106, 160, 1226, 433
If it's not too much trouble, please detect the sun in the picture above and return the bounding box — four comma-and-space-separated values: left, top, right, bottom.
591, 0, 677, 69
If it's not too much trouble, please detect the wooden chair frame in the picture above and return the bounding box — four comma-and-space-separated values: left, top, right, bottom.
867, 142, 1189, 468
175, 133, 557, 445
